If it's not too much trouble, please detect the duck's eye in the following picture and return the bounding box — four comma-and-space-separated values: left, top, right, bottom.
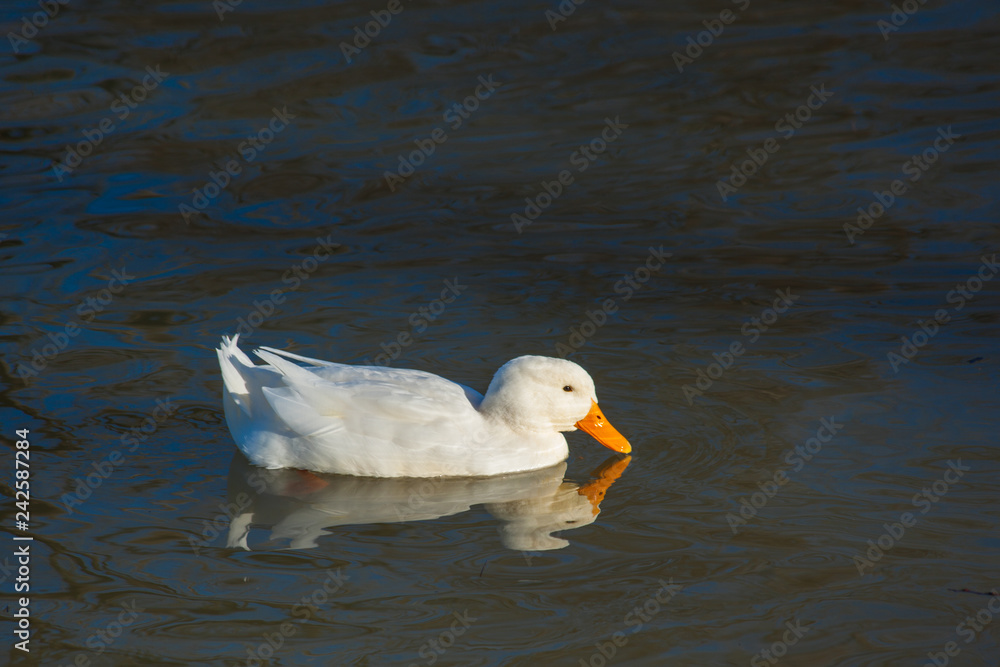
563, 385, 573, 392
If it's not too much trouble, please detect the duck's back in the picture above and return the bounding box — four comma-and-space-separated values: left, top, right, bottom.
219, 337, 504, 476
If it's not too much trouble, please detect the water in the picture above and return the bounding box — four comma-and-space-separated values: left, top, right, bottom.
2, 0, 999, 665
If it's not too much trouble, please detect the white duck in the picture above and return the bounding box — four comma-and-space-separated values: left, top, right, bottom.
216, 335, 630, 477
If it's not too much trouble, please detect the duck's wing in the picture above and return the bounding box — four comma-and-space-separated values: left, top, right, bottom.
254, 345, 485, 412
247, 347, 488, 475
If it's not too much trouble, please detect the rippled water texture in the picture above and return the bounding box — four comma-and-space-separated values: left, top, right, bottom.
2, 0, 1000, 665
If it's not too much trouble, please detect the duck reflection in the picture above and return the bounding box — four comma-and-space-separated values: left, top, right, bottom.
225, 453, 630, 551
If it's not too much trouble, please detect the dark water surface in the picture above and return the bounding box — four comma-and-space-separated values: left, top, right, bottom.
2, 0, 999, 665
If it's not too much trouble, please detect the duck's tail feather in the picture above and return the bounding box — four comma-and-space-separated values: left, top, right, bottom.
217, 334, 266, 417
256, 345, 333, 367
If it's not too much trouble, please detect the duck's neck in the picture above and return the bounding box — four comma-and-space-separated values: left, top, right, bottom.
481, 384, 564, 434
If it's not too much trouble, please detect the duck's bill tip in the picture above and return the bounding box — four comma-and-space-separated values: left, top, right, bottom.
599, 435, 632, 454
575, 401, 632, 454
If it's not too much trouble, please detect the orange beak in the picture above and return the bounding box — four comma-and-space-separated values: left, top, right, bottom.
575, 400, 631, 453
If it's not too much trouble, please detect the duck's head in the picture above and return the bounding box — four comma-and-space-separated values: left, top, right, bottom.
481, 356, 631, 453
